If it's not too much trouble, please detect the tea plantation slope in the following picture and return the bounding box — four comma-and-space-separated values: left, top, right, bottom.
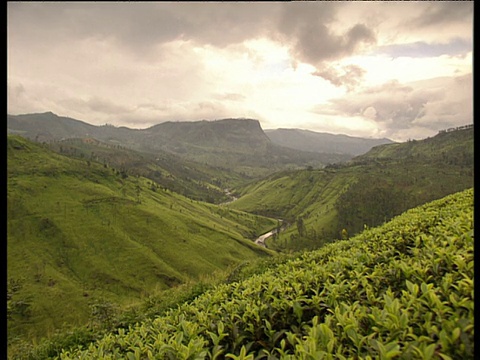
7, 135, 276, 342
60, 188, 473, 359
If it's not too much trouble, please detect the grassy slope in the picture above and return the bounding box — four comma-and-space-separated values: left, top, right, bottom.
58, 188, 474, 359
230, 167, 358, 250
353, 126, 473, 162
7, 135, 277, 343
46, 137, 246, 203
230, 127, 473, 251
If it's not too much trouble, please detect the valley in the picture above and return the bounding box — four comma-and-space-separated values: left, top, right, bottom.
6, 113, 474, 359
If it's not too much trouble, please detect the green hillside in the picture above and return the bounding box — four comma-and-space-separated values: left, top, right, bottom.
352, 125, 473, 163
230, 126, 473, 251
7, 120, 474, 358
46, 137, 245, 203
56, 188, 474, 359
7, 135, 277, 344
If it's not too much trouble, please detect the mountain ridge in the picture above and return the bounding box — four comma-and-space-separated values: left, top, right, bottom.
7, 112, 355, 175
265, 128, 395, 156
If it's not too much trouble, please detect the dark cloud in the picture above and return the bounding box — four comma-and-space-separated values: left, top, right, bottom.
7, 2, 275, 53
313, 64, 366, 91
275, 3, 375, 64
408, 2, 473, 28
8, 2, 472, 64
8, 2, 374, 65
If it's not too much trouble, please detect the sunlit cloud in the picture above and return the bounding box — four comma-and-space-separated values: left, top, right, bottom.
7, 1, 473, 141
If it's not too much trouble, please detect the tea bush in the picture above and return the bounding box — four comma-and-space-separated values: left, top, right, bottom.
59, 188, 473, 359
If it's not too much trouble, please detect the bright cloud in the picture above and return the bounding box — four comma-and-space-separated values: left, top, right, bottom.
7, 2, 473, 142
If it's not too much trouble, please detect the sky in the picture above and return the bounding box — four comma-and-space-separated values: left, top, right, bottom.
7, 1, 473, 142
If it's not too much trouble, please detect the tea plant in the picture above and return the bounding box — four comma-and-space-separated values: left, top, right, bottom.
59, 188, 473, 359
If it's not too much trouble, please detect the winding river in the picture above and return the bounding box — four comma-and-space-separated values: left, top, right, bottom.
255, 228, 280, 248
221, 189, 282, 248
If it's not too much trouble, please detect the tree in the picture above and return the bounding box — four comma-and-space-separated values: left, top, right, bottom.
296, 216, 306, 237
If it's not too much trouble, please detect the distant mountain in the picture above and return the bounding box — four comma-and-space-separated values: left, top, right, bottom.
136, 119, 352, 173
265, 128, 395, 156
7, 112, 352, 176
7, 111, 105, 140
143, 118, 270, 152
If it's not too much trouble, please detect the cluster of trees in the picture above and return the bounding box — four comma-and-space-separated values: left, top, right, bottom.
438, 124, 473, 133
47, 139, 229, 203
335, 177, 406, 236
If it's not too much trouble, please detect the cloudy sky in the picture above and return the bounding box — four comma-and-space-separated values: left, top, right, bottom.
7, 1, 473, 142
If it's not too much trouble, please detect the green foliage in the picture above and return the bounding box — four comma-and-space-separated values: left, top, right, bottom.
335, 136, 473, 237
7, 124, 473, 358
7, 135, 276, 348
7, 278, 32, 321
56, 189, 473, 360
352, 126, 473, 165
46, 137, 242, 204
89, 299, 119, 329
232, 127, 473, 251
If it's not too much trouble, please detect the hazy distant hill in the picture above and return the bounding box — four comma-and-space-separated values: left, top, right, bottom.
136, 119, 351, 174
7, 112, 352, 176
265, 128, 394, 156
7, 111, 110, 140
